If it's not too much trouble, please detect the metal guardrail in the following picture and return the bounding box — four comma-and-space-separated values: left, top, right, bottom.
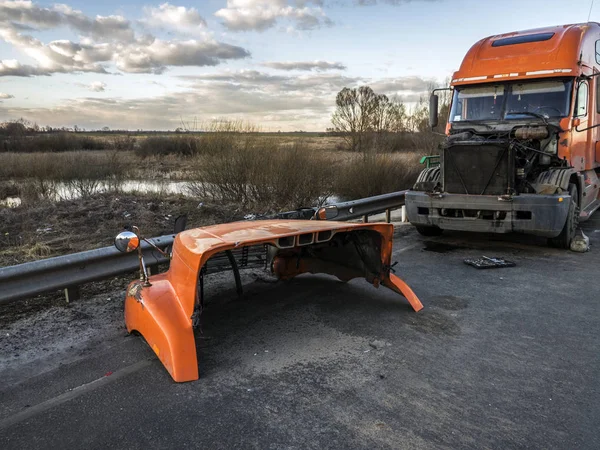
0, 190, 408, 305
314, 190, 407, 222
0, 235, 174, 305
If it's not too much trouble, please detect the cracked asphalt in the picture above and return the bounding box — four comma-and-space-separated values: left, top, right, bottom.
1, 217, 599, 449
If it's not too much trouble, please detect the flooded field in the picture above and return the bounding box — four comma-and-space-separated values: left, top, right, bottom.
0, 180, 192, 208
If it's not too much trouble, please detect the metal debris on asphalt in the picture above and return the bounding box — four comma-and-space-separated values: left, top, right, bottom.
464, 256, 516, 269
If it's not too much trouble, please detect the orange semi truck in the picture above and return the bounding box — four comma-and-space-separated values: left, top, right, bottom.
406, 23, 600, 248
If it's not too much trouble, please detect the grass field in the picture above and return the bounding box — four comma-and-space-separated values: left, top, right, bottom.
0, 132, 436, 265
0, 132, 433, 201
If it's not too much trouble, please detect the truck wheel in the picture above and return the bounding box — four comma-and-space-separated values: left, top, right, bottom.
548, 183, 579, 249
415, 225, 444, 236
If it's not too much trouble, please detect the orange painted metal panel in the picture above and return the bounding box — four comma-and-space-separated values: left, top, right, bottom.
123, 220, 422, 382
452, 23, 599, 86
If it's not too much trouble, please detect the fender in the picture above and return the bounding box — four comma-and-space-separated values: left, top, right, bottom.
533, 168, 576, 194
413, 167, 441, 192
123, 220, 423, 382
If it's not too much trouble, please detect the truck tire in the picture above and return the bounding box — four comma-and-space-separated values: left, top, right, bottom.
548, 183, 579, 249
415, 225, 444, 236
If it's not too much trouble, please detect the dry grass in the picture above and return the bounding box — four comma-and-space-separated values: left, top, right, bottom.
187, 138, 335, 210
333, 150, 428, 199
0, 151, 131, 202
2, 133, 104, 152
0, 132, 136, 153
1, 121, 434, 211
0, 151, 128, 180
0, 193, 244, 266
135, 136, 202, 158
0, 144, 428, 209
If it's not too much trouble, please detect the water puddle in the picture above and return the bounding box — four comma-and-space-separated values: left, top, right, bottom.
1, 180, 339, 210
1, 180, 192, 208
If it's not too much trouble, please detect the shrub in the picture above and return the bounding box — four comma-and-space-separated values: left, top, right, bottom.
1, 133, 106, 152
187, 138, 334, 210
373, 132, 445, 153
110, 135, 136, 151
135, 136, 201, 158
333, 151, 427, 200
0, 151, 129, 201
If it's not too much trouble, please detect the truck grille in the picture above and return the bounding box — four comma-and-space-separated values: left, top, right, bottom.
442, 143, 512, 195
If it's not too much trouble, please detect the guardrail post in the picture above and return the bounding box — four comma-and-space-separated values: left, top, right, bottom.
401, 206, 408, 223
386, 209, 391, 223
363, 215, 369, 223
64, 286, 80, 303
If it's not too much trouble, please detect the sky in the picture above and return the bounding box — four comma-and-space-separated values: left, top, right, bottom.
0, 0, 598, 131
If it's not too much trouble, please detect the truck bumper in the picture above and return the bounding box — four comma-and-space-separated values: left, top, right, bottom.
405, 192, 571, 238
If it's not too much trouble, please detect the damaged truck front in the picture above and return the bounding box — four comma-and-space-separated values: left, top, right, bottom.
406, 23, 600, 248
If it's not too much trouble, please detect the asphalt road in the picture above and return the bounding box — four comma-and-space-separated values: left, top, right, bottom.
1, 217, 599, 449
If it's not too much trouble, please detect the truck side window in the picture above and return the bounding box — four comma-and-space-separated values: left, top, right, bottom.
575, 82, 588, 117
596, 40, 600, 65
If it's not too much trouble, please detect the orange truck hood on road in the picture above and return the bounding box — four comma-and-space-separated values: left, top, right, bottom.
124, 220, 422, 382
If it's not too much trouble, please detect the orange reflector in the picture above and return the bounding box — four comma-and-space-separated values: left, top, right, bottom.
558, 197, 564, 203
127, 236, 140, 251
317, 208, 327, 220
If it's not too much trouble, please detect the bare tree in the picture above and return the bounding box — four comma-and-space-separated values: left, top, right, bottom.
332, 86, 412, 152
331, 86, 379, 152
372, 94, 392, 134
332, 80, 452, 152
387, 100, 408, 133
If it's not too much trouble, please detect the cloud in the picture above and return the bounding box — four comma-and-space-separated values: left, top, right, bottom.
370, 76, 432, 94
0, 70, 435, 130
0, 27, 111, 75
0, 1, 251, 76
263, 60, 346, 71
88, 81, 106, 92
0, 1, 62, 29
115, 39, 250, 74
0, 59, 48, 76
0, 1, 135, 42
0, 92, 14, 99
143, 3, 207, 32
215, 0, 332, 32
296, 0, 325, 5
2, 70, 363, 130
354, 0, 439, 5
182, 70, 361, 93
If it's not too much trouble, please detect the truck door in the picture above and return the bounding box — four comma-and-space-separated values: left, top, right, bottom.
595, 69, 600, 164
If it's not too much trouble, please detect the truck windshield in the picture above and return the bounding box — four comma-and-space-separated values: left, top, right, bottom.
450, 79, 573, 122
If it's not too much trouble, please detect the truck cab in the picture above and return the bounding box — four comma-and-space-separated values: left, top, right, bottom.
406, 22, 600, 248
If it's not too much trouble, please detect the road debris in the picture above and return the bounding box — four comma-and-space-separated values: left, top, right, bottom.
369, 340, 389, 350
464, 256, 516, 269
570, 230, 590, 253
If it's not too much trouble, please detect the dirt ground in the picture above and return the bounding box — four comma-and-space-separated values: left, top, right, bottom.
0, 192, 245, 267
0, 192, 251, 324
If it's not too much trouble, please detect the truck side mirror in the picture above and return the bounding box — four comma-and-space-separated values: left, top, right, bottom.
429, 94, 439, 129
